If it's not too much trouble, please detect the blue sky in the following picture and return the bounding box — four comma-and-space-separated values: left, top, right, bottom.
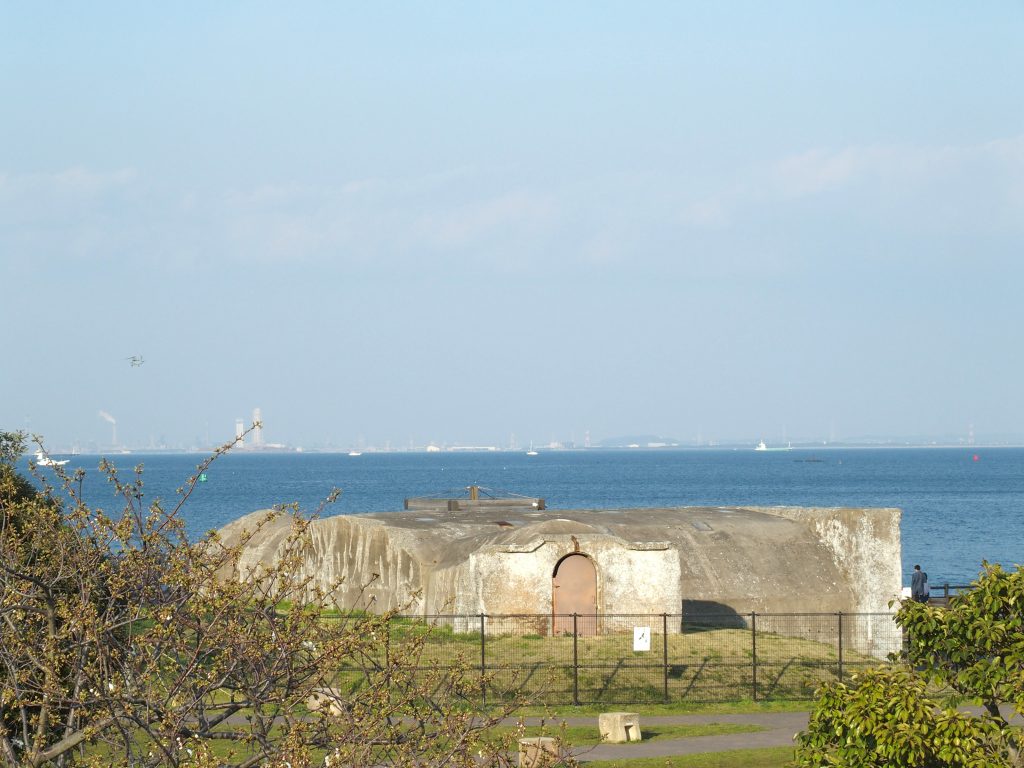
2, 3, 1023, 449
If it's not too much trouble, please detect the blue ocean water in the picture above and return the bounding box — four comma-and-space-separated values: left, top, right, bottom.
21, 447, 1024, 588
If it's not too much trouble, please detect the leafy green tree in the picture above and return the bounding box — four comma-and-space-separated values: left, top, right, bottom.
0, 432, 39, 511
0, 430, 555, 767
794, 563, 1024, 767
0, 432, 25, 467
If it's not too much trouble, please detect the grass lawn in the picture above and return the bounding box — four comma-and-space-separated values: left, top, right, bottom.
82, 707, 793, 765
332, 617, 887, 705
582, 745, 795, 767
515, 698, 810, 717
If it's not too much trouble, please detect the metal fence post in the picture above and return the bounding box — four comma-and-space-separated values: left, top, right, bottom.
751, 612, 758, 702
480, 613, 487, 705
572, 613, 580, 706
837, 612, 844, 683
662, 613, 670, 703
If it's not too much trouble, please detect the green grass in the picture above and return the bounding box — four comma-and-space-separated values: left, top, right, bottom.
81, 699, 796, 765
336, 620, 887, 705
515, 699, 810, 717
582, 745, 795, 767
85, 734, 795, 768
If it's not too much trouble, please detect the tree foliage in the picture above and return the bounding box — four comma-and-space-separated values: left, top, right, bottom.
0, 431, 559, 767
793, 563, 1024, 767
0, 432, 38, 512
0, 433, 25, 468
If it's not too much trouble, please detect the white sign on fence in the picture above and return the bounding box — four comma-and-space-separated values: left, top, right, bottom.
633, 626, 651, 652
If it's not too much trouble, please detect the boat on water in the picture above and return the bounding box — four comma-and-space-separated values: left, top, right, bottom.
34, 451, 69, 467
755, 440, 792, 452
348, 451, 362, 457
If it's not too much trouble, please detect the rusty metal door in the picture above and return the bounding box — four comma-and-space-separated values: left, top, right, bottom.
552, 554, 597, 636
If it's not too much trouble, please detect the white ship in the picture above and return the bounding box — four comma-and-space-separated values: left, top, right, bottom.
755, 440, 792, 452
34, 451, 69, 467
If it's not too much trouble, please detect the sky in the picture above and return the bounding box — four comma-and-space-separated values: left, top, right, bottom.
2, 2, 1023, 450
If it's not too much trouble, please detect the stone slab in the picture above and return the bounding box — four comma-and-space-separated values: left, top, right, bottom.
599, 711, 642, 743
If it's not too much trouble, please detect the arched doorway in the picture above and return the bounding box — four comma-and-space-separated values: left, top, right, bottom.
552, 554, 598, 636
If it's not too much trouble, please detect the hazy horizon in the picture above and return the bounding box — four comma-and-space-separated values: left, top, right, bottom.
16, 419, 1019, 456
3, 3, 1023, 450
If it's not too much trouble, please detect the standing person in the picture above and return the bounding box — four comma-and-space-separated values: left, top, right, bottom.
911, 564, 929, 603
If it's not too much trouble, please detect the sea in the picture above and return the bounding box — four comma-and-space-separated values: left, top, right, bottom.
20, 447, 1024, 588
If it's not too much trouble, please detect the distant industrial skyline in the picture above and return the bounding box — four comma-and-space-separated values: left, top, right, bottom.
3, 4, 1023, 451
22, 406, 1012, 455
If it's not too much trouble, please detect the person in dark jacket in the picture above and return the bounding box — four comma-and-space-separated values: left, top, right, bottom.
911, 564, 929, 603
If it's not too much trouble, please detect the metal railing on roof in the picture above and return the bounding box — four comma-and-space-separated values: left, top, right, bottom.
404, 485, 545, 511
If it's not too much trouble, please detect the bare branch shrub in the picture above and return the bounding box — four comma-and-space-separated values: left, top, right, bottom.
0, 430, 574, 767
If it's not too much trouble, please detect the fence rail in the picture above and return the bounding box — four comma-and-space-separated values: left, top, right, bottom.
926, 583, 971, 601
327, 611, 903, 705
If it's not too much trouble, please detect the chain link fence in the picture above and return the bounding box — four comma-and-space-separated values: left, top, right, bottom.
327, 611, 903, 705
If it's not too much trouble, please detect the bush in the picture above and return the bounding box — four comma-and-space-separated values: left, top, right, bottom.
793, 563, 1024, 767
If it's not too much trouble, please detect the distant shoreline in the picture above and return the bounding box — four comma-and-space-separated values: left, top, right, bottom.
26, 443, 1023, 458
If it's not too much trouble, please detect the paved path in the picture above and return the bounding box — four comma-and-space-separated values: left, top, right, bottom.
513, 711, 810, 762
520, 706, 1024, 762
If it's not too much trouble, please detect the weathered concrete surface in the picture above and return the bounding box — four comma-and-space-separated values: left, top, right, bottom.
517, 737, 563, 767
218, 504, 901, 651
598, 712, 642, 743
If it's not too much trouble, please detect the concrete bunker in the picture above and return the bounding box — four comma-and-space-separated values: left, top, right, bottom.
219, 489, 903, 656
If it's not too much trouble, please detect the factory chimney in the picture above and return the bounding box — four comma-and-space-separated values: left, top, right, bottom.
253, 407, 263, 446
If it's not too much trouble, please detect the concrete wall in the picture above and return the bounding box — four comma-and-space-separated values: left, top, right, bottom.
465, 530, 682, 619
